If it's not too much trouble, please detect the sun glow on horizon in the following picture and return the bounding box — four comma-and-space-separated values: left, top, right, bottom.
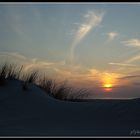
100, 73, 119, 92
103, 83, 113, 88
103, 84, 113, 92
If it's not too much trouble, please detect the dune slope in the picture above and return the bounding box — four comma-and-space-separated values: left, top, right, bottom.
0, 80, 140, 136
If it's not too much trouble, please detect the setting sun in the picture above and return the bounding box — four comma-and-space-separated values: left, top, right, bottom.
103, 84, 113, 92
100, 73, 119, 92
103, 84, 113, 88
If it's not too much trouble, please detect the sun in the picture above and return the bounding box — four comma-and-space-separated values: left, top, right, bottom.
103, 84, 113, 88
100, 73, 118, 92
103, 84, 113, 92
99, 72, 121, 92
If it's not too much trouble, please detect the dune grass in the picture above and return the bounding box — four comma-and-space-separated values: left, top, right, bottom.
39, 78, 90, 101
0, 62, 90, 101
0, 63, 38, 89
21, 71, 39, 91
0, 63, 7, 86
38, 76, 57, 96
0, 63, 23, 86
0, 63, 23, 81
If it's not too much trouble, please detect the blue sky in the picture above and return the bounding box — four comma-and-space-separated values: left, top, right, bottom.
0, 3, 140, 98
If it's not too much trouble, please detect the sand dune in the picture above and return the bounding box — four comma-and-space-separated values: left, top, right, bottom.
0, 79, 140, 136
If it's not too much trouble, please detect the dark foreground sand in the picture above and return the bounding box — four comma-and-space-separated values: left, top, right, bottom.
0, 80, 140, 136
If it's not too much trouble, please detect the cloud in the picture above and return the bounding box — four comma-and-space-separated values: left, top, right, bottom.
23, 58, 65, 72
122, 39, 140, 48
88, 68, 100, 76
125, 54, 140, 63
72, 22, 80, 25
118, 75, 140, 80
132, 82, 140, 86
0, 51, 66, 74
109, 62, 136, 67
107, 32, 118, 41
0, 51, 27, 60
70, 10, 104, 63
117, 39, 140, 69
109, 38, 140, 73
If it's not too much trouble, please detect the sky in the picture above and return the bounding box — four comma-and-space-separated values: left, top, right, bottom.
0, 3, 140, 99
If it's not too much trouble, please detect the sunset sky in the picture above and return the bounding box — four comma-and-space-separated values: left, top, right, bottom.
0, 3, 140, 99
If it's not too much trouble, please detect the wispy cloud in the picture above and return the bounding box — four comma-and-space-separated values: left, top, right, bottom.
109, 62, 136, 67
23, 58, 66, 72
70, 10, 104, 63
118, 75, 140, 80
107, 32, 118, 41
119, 39, 140, 68
0, 51, 27, 60
110, 38, 140, 73
122, 39, 140, 48
125, 54, 140, 63
0, 51, 66, 74
132, 82, 140, 86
